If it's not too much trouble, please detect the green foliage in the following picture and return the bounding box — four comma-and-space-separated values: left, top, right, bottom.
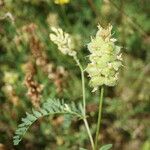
13, 98, 83, 145
99, 144, 113, 150
142, 140, 150, 150
79, 148, 87, 150
0, 0, 149, 149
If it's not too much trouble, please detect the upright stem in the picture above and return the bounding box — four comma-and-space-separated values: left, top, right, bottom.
84, 118, 95, 150
73, 56, 86, 113
95, 87, 104, 150
73, 55, 95, 150
81, 70, 86, 114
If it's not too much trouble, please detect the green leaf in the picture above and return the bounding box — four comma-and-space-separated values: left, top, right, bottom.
32, 109, 42, 118
99, 144, 113, 150
13, 98, 83, 145
26, 112, 37, 122
40, 108, 48, 115
13, 139, 21, 145
21, 118, 32, 125
79, 148, 87, 150
18, 122, 26, 127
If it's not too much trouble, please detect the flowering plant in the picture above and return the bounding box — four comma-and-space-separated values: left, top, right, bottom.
13, 24, 122, 150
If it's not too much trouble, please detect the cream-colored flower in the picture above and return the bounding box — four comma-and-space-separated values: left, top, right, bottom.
50, 27, 76, 56
86, 24, 122, 92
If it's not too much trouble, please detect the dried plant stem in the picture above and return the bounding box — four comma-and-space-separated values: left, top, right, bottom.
95, 87, 104, 150
73, 56, 95, 150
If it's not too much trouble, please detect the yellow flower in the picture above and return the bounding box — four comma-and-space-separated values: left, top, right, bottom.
54, 0, 70, 5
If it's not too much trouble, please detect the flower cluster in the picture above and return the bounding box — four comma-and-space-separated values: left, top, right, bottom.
50, 27, 76, 56
86, 24, 122, 92
54, 0, 70, 5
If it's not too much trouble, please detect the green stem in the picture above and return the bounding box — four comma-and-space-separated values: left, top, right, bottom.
84, 118, 95, 150
73, 55, 95, 150
73, 56, 85, 113
81, 70, 86, 114
95, 87, 104, 150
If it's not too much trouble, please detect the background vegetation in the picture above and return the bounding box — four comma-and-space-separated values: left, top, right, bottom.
0, 0, 150, 150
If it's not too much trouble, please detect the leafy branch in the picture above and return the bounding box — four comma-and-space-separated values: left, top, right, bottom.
13, 98, 83, 145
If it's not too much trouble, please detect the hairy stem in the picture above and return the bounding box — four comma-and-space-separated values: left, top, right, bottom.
95, 87, 104, 150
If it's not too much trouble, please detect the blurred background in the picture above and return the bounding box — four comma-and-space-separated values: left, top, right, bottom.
0, 0, 150, 150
